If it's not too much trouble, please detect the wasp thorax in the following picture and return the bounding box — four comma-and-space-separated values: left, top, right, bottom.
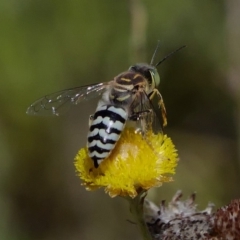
109, 71, 147, 106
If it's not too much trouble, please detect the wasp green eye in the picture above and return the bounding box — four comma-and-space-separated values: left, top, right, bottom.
150, 69, 160, 88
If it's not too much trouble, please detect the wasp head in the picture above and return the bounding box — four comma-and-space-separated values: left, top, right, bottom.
129, 63, 160, 90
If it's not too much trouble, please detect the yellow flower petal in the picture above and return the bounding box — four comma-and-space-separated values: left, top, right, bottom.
74, 128, 178, 198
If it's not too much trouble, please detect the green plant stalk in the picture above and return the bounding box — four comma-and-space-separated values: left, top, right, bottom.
127, 193, 152, 240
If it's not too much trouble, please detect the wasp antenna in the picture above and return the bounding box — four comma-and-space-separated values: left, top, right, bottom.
150, 41, 161, 66
155, 45, 186, 67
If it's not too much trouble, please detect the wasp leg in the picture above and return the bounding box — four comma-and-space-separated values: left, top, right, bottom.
89, 114, 94, 127
129, 109, 153, 135
148, 89, 167, 127
129, 109, 152, 121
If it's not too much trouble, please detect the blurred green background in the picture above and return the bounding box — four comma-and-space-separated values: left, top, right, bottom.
0, 0, 240, 239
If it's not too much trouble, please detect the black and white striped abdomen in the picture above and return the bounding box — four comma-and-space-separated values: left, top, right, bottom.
87, 104, 128, 168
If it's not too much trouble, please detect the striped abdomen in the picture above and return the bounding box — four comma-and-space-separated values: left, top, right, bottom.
87, 104, 128, 168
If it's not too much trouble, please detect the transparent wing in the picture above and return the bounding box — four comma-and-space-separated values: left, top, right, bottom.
26, 82, 110, 116
129, 91, 163, 134
129, 91, 168, 160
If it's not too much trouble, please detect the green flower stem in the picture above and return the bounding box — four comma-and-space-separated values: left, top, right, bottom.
127, 193, 152, 240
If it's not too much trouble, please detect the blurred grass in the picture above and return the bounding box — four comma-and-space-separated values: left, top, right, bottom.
0, 0, 239, 239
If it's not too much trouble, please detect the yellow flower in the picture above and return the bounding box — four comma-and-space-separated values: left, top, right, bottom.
74, 127, 178, 198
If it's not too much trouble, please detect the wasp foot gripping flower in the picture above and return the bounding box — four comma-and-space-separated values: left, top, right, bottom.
144, 191, 240, 240
74, 127, 178, 198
